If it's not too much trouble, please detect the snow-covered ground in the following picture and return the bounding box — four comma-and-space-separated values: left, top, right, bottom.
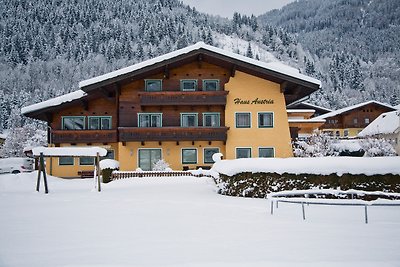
1, 172, 400, 267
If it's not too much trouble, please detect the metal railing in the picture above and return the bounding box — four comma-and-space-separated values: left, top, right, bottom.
268, 189, 400, 224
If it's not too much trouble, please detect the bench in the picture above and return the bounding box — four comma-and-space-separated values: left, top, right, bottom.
77, 170, 94, 178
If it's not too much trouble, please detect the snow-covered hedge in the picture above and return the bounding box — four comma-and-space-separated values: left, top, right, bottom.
212, 157, 400, 198
215, 172, 400, 199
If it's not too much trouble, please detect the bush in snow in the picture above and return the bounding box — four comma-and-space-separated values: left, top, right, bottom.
100, 159, 120, 183
359, 137, 397, 157
152, 159, 170, 171
293, 131, 339, 157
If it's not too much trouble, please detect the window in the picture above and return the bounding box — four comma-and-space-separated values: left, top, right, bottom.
181, 113, 198, 127
236, 148, 251, 159
62, 116, 85, 130
203, 80, 220, 91
180, 80, 197, 91
204, 148, 219, 164
235, 112, 251, 128
79, 157, 94, 166
353, 118, 358, 125
145, 79, 162, 92
259, 147, 274, 158
138, 113, 162, 127
344, 129, 349, 137
182, 148, 197, 164
59, 157, 74, 166
88, 116, 111, 130
101, 150, 115, 160
258, 112, 273, 128
138, 149, 161, 171
203, 113, 220, 127
365, 118, 370, 124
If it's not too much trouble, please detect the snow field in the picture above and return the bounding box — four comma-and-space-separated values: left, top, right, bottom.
1, 172, 400, 267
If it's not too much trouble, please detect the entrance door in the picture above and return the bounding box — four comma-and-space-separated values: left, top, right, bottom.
138, 149, 162, 171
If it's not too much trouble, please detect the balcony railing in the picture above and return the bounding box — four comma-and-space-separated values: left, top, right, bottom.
138, 91, 228, 106
119, 127, 229, 142
52, 130, 118, 144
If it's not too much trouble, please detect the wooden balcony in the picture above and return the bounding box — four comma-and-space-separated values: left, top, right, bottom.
119, 127, 229, 142
138, 91, 228, 106
52, 130, 118, 144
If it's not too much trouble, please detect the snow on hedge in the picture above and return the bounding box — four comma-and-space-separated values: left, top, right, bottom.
99, 159, 119, 170
211, 156, 400, 177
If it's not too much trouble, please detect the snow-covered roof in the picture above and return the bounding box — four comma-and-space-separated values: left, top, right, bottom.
331, 139, 362, 152
314, 100, 395, 120
32, 146, 107, 157
0, 133, 6, 139
21, 90, 87, 115
287, 101, 333, 112
79, 42, 321, 89
395, 104, 400, 110
286, 109, 316, 113
211, 157, 400, 177
358, 110, 400, 137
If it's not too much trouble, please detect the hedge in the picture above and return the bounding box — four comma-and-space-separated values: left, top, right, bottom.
215, 172, 400, 199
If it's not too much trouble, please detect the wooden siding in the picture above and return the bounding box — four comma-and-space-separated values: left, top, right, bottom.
119, 127, 229, 142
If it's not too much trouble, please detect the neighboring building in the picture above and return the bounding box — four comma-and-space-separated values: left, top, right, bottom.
286, 109, 325, 140
286, 101, 332, 117
358, 110, 400, 155
313, 101, 396, 138
22, 42, 320, 177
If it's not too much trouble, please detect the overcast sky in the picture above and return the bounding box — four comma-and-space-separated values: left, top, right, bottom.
181, 0, 295, 18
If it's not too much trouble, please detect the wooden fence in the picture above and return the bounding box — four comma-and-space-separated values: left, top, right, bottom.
111, 170, 214, 180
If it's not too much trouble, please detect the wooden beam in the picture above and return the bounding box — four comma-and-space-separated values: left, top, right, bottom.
164, 65, 170, 79
197, 54, 203, 68
230, 64, 236, 77
280, 81, 288, 94
81, 99, 89, 111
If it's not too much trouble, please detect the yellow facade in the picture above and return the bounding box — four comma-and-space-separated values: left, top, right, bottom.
46, 143, 119, 177
225, 71, 293, 158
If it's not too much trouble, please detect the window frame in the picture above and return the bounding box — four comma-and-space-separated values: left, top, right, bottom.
145, 79, 162, 92
59, 157, 74, 166
62, 116, 86, 130
138, 148, 162, 171
101, 150, 115, 160
202, 79, 220, 91
180, 113, 198, 127
203, 112, 221, 127
180, 79, 198, 91
258, 147, 275, 158
257, 112, 274, 128
138, 113, 163, 128
79, 156, 95, 166
182, 148, 198, 164
203, 147, 220, 164
88, 116, 112, 130
235, 147, 252, 159
235, 112, 251, 128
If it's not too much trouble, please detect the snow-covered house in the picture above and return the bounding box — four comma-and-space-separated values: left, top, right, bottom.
22, 42, 321, 177
358, 110, 400, 155
313, 101, 396, 138
286, 109, 325, 140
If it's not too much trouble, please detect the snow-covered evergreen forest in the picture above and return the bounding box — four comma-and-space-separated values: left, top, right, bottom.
0, 0, 399, 145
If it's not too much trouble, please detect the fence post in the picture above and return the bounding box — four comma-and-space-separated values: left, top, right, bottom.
270, 200, 274, 215
302, 202, 306, 220
364, 205, 368, 224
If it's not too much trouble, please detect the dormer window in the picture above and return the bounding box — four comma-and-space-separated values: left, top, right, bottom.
145, 79, 162, 92
203, 80, 220, 91
180, 80, 197, 91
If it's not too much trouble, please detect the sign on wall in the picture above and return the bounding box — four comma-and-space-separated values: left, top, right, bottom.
234, 98, 274, 105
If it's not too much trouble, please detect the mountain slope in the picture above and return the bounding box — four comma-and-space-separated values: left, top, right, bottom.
259, 0, 400, 108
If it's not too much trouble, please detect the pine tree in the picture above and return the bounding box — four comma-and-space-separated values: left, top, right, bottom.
246, 42, 253, 58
